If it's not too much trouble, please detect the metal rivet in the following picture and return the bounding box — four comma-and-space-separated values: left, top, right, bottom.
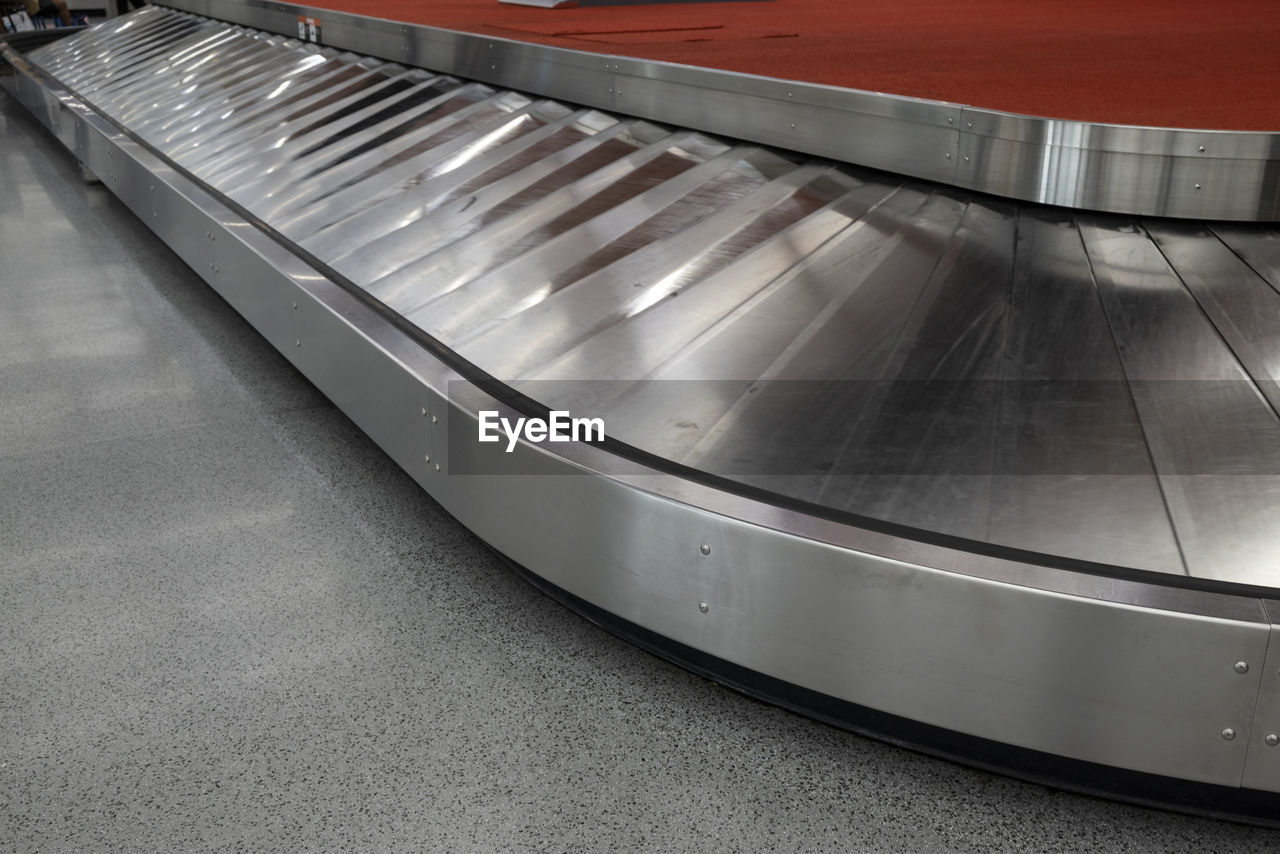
790, 123, 796, 130
947, 116, 953, 124
1235, 661, 1249, 674
945, 153, 952, 159
698, 602, 709, 613
421, 407, 428, 417
699, 544, 711, 556
431, 415, 438, 424
1198, 145, 1206, 152
1222, 728, 1236, 741
963, 155, 970, 162
424, 454, 430, 463
434, 463, 440, 472
966, 121, 973, 128
292, 301, 298, 309
787, 91, 793, 97
1266, 734, 1279, 747
1195, 183, 1202, 190
295, 340, 301, 347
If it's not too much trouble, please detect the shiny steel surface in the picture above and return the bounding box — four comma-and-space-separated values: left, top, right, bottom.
9, 10, 1280, 808
20, 7, 1280, 589
150, 0, 1280, 222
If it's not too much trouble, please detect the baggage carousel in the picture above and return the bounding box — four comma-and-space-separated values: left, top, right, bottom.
4, 2, 1280, 823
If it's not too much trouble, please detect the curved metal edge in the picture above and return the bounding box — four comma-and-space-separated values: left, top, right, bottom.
150, 0, 1280, 221
7, 44, 1280, 811
501, 551, 1280, 828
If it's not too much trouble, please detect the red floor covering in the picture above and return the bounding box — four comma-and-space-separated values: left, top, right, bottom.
301, 0, 1280, 131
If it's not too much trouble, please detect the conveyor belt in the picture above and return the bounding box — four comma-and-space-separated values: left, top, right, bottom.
6, 7, 1280, 822
30, 7, 1280, 586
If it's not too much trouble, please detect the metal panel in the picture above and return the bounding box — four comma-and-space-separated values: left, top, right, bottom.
148, 0, 1280, 221
1242, 603, 1280, 792
435, 408, 1269, 785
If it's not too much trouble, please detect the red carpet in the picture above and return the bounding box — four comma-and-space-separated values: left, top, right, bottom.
300, 0, 1280, 131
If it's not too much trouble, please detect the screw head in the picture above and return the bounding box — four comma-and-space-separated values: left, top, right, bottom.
1235, 661, 1250, 674
1222, 728, 1236, 741
698, 602, 709, 614
1266, 734, 1279, 747
699, 544, 711, 556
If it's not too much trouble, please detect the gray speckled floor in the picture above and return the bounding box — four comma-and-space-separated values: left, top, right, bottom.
1, 93, 1277, 854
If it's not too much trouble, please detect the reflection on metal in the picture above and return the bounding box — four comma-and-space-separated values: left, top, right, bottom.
146, 0, 1280, 222
6, 8, 1280, 822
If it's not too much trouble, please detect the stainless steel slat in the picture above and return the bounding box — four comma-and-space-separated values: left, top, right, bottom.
359, 127, 699, 307
261, 88, 532, 223
988, 209, 1182, 571
596, 184, 943, 466
178, 64, 406, 175
275, 101, 586, 243
1079, 216, 1280, 584
314, 113, 635, 279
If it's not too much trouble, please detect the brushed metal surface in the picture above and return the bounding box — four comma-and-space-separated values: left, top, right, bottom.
8, 11, 1280, 800
143, 0, 1280, 221
1241, 603, 1280, 793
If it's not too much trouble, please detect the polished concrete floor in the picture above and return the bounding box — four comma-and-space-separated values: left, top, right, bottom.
2, 92, 1278, 853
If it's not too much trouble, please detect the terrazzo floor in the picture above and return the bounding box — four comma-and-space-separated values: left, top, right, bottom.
2, 91, 1278, 853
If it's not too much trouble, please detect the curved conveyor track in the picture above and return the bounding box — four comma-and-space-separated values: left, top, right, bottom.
6, 6, 1280, 823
